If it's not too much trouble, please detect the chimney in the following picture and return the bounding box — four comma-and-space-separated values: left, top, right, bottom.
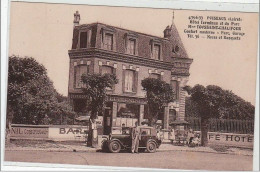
73, 11, 80, 26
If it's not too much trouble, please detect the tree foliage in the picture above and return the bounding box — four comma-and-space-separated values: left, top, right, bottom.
81, 73, 118, 120
184, 84, 255, 146
185, 85, 255, 120
141, 78, 175, 126
7, 56, 75, 125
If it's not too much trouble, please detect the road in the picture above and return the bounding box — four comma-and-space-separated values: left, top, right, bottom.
4, 150, 252, 171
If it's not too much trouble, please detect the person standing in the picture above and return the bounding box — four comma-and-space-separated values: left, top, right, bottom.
169, 127, 175, 144
131, 126, 140, 153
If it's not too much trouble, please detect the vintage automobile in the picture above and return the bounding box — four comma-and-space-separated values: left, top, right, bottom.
101, 126, 161, 153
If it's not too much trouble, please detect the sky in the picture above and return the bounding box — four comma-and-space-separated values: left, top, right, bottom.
8, 2, 258, 105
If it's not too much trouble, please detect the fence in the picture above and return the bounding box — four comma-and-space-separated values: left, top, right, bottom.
185, 117, 254, 134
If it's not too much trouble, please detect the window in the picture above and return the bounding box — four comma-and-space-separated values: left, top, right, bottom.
101, 66, 114, 90
150, 73, 160, 79
153, 44, 160, 60
101, 66, 113, 75
124, 70, 134, 92
74, 65, 88, 88
104, 33, 113, 50
127, 39, 136, 55
79, 32, 88, 48
117, 103, 140, 118
169, 109, 177, 122
171, 80, 179, 99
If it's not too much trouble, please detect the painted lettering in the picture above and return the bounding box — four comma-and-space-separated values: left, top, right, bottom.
241, 136, 246, 142
226, 135, 233, 141
67, 128, 75, 134
59, 128, 66, 134
234, 136, 240, 142
209, 134, 214, 140
215, 134, 220, 140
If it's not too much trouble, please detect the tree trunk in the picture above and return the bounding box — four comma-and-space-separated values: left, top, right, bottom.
200, 118, 209, 146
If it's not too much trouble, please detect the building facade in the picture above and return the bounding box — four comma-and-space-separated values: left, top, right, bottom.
68, 11, 193, 134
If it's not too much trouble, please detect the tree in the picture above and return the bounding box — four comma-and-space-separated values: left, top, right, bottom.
7, 55, 75, 125
141, 78, 175, 126
81, 73, 118, 147
184, 84, 255, 146
185, 86, 255, 120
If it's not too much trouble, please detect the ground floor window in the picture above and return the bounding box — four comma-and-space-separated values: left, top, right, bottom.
169, 109, 177, 122
117, 103, 139, 118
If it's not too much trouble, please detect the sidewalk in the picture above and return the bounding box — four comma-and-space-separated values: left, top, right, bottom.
5, 140, 253, 156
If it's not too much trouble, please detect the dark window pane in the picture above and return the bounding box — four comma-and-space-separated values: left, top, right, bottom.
117, 103, 140, 118
80, 32, 88, 48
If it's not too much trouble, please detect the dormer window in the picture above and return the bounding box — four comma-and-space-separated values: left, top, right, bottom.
153, 44, 161, 60
128, 39, 136, 55
101, 27, 116, 51
150, 39, 162, 60
124, 32, 138, 56
104, 33, 113, 50
79, 31, 88, 48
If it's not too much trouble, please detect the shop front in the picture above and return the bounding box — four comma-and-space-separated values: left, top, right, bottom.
103, 95, 146, 135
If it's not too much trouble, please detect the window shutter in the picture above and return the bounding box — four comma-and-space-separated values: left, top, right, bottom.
122, 70, 126, 93
133, 71, 138, 92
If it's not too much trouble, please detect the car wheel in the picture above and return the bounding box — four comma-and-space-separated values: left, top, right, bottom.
108, 141, 121, 153
146, 141, 156, 153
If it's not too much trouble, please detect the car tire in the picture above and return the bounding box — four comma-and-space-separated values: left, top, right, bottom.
146, 141, 157, 153
108, 141, 121, 153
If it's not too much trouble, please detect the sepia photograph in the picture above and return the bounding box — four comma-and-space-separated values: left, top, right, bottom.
3, 1, 259, 171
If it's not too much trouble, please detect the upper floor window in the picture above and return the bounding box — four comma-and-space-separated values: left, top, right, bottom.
101, 65, 113, 75
127, 39, 136, 55
153, 44, 161, 60
150, 73, 160, 79
74, 65, 88, 88
104, 33, 113, 50
124, 70, 134, 92
79, 32, 88, 48
171, 80, 179, 99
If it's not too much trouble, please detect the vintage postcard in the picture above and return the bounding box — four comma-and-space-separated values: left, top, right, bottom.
2, 0, 259, 171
